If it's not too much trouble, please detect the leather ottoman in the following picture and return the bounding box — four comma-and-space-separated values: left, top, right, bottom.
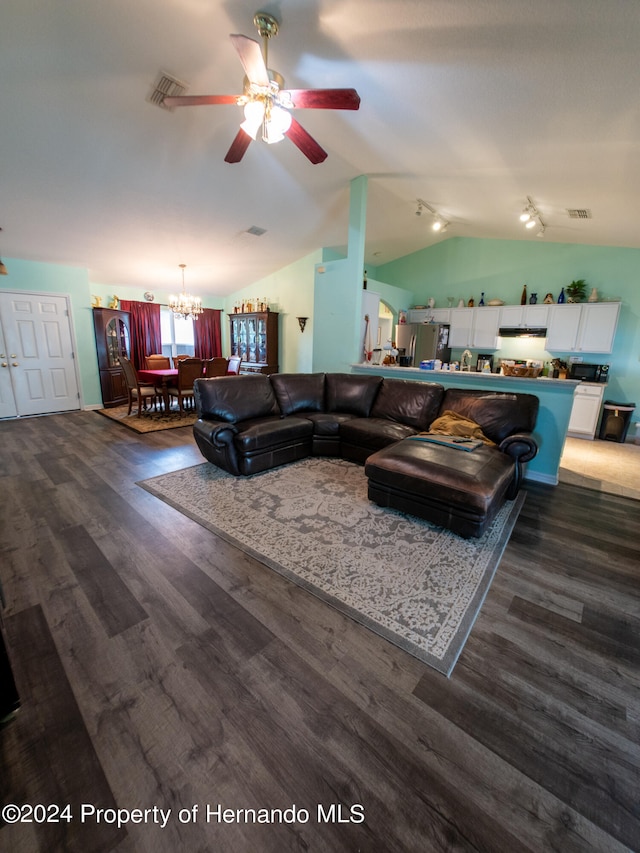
364, 437, 516, 538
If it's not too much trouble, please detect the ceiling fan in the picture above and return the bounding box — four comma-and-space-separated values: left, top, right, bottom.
163, 11, 360, 164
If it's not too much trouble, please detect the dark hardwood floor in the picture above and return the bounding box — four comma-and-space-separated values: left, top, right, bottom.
1, 410, 638, 853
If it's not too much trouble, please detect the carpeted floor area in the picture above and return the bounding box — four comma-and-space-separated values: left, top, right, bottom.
139, 457, 525, 676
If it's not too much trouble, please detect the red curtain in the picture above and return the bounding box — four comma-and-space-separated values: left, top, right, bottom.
194, 308, 222, 359
119, 300, 162, 370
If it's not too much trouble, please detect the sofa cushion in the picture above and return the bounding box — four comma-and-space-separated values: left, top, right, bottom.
341, 417, 418, 454
270, 372, 325, 416
325, 373, 383, 416
194, 375, 277, 423
439, 388, 539, 444
233, 415, 313, 453
303, 411, 355, 436
371, 378, 444, 429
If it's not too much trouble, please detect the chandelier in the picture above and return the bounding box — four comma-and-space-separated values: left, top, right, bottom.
169, 264, 203, 320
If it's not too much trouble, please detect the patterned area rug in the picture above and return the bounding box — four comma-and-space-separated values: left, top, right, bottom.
96, 405, 197, 433
139, 457, 525, 675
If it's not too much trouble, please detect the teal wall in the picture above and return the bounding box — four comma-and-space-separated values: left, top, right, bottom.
376, 237, 640, 409
312, 176, 368, 373
0, 259, 102, 407
222, 249, 321, 374
3, 231, 639, 422
1, 259, 225, 408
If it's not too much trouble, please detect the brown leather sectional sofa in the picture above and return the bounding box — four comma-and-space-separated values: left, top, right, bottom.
193, 372, 539, 537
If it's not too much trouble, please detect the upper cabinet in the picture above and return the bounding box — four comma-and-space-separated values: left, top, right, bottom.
449, 306, 501, 349
406, 300, 620, 353
407, 308, 451, 324
499, 304, 550, 328
546, 302, 620, 353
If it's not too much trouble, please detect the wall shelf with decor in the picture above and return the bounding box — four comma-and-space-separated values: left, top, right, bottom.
228, 311, 279, 374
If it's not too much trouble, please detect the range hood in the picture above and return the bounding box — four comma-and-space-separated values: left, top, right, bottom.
498, 326, 547, 338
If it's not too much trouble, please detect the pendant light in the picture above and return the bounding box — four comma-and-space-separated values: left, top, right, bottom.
168, 264, 203, 320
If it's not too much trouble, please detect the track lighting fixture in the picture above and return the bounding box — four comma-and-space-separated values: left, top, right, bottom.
519, 196, 546, 237
416, 199, 449, 234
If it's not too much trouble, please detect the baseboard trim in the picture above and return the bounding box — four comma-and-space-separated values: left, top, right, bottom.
524, 471, 558, 486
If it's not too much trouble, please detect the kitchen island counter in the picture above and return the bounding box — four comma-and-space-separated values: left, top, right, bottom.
351, 363, 579, 485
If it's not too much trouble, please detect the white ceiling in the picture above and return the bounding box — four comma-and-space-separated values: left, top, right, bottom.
2, 0, 639, 296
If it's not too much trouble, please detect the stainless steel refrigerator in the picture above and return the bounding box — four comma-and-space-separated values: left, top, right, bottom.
394, 323, 451, 366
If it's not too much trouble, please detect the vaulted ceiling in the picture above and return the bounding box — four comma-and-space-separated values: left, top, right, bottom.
2, 0, 639, 296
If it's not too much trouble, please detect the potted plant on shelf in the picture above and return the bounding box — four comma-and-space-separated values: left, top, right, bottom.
566, 279, 588, 303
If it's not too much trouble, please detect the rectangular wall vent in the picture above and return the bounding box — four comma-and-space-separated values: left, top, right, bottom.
147, 72, 188, 110
566, 208, 592, 219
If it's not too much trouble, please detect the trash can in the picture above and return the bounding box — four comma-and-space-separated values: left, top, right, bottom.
599, 400, 636, 443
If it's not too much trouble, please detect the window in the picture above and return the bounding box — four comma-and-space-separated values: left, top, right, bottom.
160, 307, 195, 359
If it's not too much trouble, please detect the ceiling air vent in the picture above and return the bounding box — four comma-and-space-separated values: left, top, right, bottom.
566, 208, 592, 219
147, 72, 188, 110
246, 226, 267, 237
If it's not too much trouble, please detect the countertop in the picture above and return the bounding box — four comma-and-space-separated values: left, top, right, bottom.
351, 363, 580, 388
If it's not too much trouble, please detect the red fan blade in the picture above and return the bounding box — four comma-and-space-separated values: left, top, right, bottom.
224, 129, 252, 163
284, 117, 328, 164
163, 94, 241, 107
283, 88, 360, 110
230, 34, 269, 87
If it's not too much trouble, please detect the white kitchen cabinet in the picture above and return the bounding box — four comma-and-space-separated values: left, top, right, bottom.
407, 308, 451, 324
499, 304, 550, 328
547, 301, 621, 353
545, 304, 583, 351
567, 383, 606, 439
450, 306, 501, 348
473, 306, 501, 348
449, 308, 474, 347
576, 302, 620, 353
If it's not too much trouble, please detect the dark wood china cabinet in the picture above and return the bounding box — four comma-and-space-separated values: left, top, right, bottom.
93, 307, 131, 406
229, 311, 279, 374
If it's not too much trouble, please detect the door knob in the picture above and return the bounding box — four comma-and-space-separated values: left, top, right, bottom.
1, 362, 7, 368
10, 354, 17, 358
12, 362, 19, 367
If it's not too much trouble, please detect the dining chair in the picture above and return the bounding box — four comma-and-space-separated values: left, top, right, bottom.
172, 354, 190, 368
203, 357, 229, 377
167, 358, 203, 413
227, 355, 242, 374
145, 354, 171, 369
120, 356, 160, 417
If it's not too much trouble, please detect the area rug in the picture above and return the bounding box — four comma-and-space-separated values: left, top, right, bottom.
139, 457, 525, 675
97, 405, 197, 433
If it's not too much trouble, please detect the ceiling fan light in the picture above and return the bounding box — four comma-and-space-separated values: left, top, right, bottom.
525, 218, 537, 229
240, 100, 265, 139
263, 105, 292, 144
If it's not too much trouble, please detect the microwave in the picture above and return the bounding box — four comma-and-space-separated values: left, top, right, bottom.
569, 363, 609, 383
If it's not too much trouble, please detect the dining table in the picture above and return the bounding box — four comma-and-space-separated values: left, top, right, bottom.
137, 368, 178, 413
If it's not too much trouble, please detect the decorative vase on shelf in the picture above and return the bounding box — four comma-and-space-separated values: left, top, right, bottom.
557, 287, 566, 304
479, 292, 485, 306
468, 297, 475, 307
588, 287, 598, 302
529, 293, 537, 304
457, 298, 465, 307
521, 284, 527, 305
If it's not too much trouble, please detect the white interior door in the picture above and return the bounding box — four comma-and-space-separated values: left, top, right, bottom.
0, 319, 18, 418
0, 291, 80, 417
